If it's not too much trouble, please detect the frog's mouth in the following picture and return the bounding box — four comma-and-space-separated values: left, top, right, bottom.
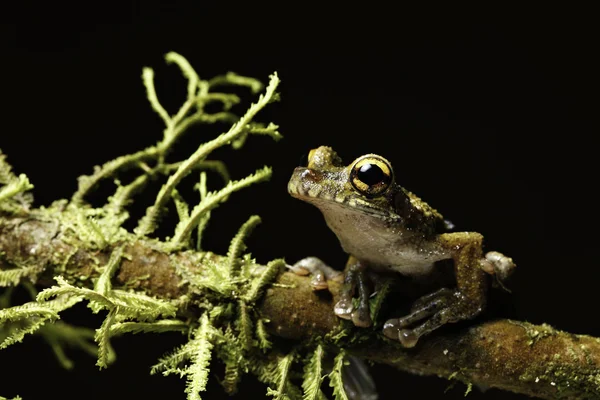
288, 167, 398, 220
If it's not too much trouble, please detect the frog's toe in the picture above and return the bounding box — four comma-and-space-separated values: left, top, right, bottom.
334, 259, 374, 327
334, 298, 354, 319
334, 298, 372, 327
351, 306, 372, 327
398, 329, 419, 348
382, 319, 426, 348
352, 274, 373, 327
289, 257, 341, 291
383, 308, 454, 348
382, 320, 400, 340
383, 290, 483, 347
310, 275, 329, 290
382, 318, 428, 348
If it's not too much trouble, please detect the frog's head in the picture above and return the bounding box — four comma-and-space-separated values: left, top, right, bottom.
288, 146, 402, 220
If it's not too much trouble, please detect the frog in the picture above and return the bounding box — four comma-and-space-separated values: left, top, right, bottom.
288, 146, 515, 348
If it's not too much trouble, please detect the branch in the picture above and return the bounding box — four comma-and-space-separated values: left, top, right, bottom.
261, 273, 600, 399
1, 214, 599, 399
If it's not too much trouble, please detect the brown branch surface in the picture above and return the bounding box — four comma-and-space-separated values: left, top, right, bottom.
1, 213, 600, 399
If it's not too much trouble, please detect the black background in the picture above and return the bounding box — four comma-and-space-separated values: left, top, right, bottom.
1, 5, 597, 400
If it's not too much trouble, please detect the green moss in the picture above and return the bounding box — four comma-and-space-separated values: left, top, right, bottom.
510, 320, 558, 346
516, 328, 600, 399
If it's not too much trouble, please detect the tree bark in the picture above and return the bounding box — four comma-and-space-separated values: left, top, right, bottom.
1, 213, 599, 399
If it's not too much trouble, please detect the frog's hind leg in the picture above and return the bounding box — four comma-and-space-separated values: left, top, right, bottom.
288, 257, 343, 290
334, 256, 372, 327
383, 233, 488, 348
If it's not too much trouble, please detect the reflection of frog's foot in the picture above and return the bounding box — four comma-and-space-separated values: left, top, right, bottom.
382, 287, 483, 348
288, 257, 343, 291
334, 262, 372, 328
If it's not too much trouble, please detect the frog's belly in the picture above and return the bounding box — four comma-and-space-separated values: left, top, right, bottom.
323, 211, 450, 276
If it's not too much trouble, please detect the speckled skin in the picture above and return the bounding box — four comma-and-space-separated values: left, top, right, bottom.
288, 146, 509, 348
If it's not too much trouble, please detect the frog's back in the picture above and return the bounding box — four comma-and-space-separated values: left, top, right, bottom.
396, 189, 449, 237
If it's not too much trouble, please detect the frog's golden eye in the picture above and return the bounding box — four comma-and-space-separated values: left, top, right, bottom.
350, 155, 393, 197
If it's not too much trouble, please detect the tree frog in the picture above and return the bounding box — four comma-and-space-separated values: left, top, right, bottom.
288, 146, 515, 348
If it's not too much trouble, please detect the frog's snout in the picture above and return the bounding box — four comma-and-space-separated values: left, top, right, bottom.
288, 167, 324, 197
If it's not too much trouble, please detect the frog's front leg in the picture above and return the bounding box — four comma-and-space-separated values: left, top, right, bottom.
383, 232, 488, 348
334, 256, 373, 327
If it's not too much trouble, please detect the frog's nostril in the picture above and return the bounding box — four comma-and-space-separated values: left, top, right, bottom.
300, 169, 321, 182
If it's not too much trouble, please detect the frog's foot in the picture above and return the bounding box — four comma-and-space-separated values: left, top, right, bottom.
382, 287, 483, 348
334, 261, 372, 328
383, 232, 489, 348
288, 257, 343, 290
480, 251, 516, 289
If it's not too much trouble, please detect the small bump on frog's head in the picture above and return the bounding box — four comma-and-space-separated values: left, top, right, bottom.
306, 146, 344, 169
288, 146, 347, 198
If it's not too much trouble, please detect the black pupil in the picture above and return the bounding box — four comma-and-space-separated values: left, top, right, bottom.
357, 163, 387, 186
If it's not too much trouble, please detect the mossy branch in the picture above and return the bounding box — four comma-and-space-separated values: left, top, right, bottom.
1, 215, 599, 399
